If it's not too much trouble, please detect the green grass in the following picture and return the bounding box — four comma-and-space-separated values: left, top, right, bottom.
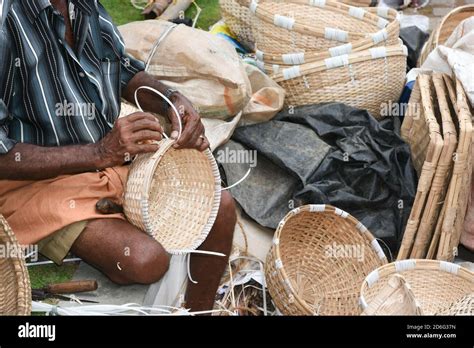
101, 0, 221, 29
28, 263, 79, 290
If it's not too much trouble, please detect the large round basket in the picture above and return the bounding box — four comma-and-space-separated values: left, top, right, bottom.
247, 0, 396, 55
265, 205, 388, 316
0, 215, 31, 316
418, 5, 474, 66
271, 44, 407, 119
360, 259, 474, 315
124, 138, 221, 255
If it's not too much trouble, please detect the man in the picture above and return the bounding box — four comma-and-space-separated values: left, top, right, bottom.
0, 0, 236, 312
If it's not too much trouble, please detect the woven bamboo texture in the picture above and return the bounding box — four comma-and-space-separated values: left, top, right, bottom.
361, 274, 423, 315
0, 215, 31, 316
219, 0, 257, 49
398, 74, 443, 260
436, 293, 474, 316
360, 259, 474, 315
265, 204, 387, 316
410, 74, 458, 259
124, 138, 222, 255
271, 44, 407, 118
339, 0, 378, 6
247, 0, 394, 54
419, 5, 474, 66
436, 79, 473, 261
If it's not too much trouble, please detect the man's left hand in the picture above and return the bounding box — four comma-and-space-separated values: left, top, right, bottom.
168, 93, 209, 152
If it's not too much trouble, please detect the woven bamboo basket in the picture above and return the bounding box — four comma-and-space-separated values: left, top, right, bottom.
436, 78, 473, 261
419, 5, 474, 66
247, 0, 395, 55
271, 44, 407, 118
410, 73, 457, 259
361, 274, 423, 315
0, 215, 31, 316
265, 204, 387, 316
123, 87, 221, 255
398, 74, 443, 260
219, 0, 258, 50
360, 259, 474, 315
436, 293, 474, 316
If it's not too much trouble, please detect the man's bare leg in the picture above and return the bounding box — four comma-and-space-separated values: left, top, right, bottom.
185, 191, 237, 311
71, 219, 170, 284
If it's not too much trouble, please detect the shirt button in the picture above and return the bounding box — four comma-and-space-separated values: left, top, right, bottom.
79, 72, 85, 78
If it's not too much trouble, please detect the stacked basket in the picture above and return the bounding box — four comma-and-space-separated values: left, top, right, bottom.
220, 0, 406, 118
398, 73, 473, 262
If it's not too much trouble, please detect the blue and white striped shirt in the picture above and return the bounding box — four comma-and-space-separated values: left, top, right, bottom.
0, 0, 145, 153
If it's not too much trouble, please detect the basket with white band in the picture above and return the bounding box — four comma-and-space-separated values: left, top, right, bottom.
247, 0, 398, 55
360, 260, 474, 315
265, 204, 387, 316
123, 87, 221, 255
270, 44, 407, 119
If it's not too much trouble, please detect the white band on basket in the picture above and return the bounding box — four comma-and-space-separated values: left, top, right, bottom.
275, 259, 283, 269
308, 0, 326, 7
272, 64, 280, 74
282, 66, 301, 80
324, 54, 349, 69
249, 0, 258, 13
377, 7, 389, 18
256, 50, 264, 61
282, 52, 305, 65
366, 269, 379, 287
256, 60, 265, 71
324, 27, 349, 42
134, 86, 183, 141
309, 204, 325, 212
329, 43, 353, 57
335, 208, 349, 218
356, 222, 368, 234
369, 47, 388, 59
274, 15, 295, 30
348, 6, 366, 20
378, 17, 389, 29
371, 239, 386, 260
395, 259, 416, 272
273, 237, 280, 245
371, 29, 388, 44
439, 261, 460, 275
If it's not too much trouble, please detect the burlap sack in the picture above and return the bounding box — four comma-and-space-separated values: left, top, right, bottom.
119, 20, 252, 119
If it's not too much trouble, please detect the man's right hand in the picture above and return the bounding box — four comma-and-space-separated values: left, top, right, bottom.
95, 112, 163, 168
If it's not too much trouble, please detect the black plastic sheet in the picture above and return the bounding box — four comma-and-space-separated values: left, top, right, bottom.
220, 103, 417, 252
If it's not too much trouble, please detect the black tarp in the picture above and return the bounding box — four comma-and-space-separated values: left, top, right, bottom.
219, 103, 417, 252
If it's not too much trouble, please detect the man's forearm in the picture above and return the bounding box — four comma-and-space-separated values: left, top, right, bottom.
123, 71, 172, 116
0, 142, 104, 180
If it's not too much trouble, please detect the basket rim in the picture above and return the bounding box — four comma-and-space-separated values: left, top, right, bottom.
359, 259, 474, 310
0, 215, 32, 316
434, 4, 474, 46
137, 138, 222, 255
270, 204, 388, 314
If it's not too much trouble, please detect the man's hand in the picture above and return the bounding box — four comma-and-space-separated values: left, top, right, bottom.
95, 112, 163, 168
168, 93, 209, 152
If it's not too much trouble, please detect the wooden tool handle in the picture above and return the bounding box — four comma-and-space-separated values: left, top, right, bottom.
46, 280, 98, 294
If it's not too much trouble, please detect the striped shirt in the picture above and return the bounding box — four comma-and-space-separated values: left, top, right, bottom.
0, 0, 145, 154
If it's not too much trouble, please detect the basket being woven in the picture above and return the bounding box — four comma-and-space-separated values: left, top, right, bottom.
271, 44, 407, 118
219, 0, 258, 50
0, 215, 31, 316
419, 5, 474, 66
360, 259, 474, 315
123, 87, 221, 255
265, 205, 387, 316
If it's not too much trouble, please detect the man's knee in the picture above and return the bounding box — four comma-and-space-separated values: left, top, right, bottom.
115, 240, 170, 285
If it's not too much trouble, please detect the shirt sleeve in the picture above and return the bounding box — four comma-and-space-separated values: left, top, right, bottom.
0, 27, 16, 154
96, 3, 146, 92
